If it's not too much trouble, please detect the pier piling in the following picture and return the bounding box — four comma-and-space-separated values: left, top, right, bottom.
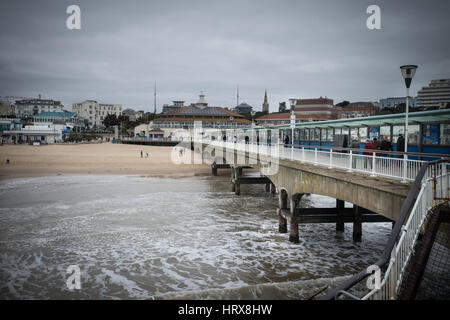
353, 205, 362, 242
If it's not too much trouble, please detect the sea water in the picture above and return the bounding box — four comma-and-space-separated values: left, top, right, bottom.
0, 174, 391, 299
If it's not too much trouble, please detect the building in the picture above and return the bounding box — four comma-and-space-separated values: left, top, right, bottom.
33, 112, 85, 132
262, 90, 269, 113
162, 101, 185, 114
233, 103, 253, 115
379, 97, 418, 109
72, 100, 122, 127
337, 102, 379, 118
152, 93, 251, 138
417, 79, 450, 108
0, 100, 15, 116
255, 113, 336, 126
290, 97, 339, 120
14, 98, 64, 117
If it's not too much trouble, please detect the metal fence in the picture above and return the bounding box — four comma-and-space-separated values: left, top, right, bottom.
201, 138, 428, 182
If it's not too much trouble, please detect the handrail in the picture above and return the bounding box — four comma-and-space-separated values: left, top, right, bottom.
321, 158, 447, 300
282, 142, 450, 159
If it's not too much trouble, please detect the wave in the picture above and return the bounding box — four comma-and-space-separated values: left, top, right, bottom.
153, 275, 352, 300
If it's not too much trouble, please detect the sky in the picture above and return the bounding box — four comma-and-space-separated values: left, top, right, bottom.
0, 0, 449, 113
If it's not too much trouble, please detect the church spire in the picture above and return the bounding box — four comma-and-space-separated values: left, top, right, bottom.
262, 89, 269, 113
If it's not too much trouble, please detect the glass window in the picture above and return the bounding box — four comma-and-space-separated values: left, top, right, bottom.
440, 124, 450, 145
393, 125, 404, 144
380, 126, 390, 140
314, 128, 320, 141
423, 124, 439, 144
350, 128, 358, 140
359, 127, 368, 142
321, 128, 327, 141
300, 129, 306, 140
408, 125, 420, 144
335, 128, 342, 135
327, 128, 333, 141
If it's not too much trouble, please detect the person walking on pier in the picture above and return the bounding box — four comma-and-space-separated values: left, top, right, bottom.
380, 136, 392, 158
363, 139, 374, 170
351, 136, 360, 169
396, 134, 405, 159
284, 134, 289, 146
140, 150, 143, 158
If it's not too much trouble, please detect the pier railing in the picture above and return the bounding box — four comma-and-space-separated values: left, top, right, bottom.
198, 138, 446, 182
321, 159, 449, 300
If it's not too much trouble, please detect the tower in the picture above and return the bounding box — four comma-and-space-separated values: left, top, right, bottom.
262, 89, 269, 113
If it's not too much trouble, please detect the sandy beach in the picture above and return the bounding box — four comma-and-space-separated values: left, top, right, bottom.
0, 143, 211, 180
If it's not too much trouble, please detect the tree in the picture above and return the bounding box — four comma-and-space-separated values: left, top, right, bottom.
335, 101, 350, 107
102, 114, 119, 128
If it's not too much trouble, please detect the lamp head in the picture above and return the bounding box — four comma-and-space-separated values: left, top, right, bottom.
400, 65, 418, 89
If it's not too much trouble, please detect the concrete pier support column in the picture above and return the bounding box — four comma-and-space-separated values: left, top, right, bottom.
289, 194, 304, 243
231, 167, 236, 192
234, 167, 241, 196
353, 205, 362, 242
278, 190, 288, 233
270, 182, 276, 194
265, 182, 271, 192
336, 199, 345, 232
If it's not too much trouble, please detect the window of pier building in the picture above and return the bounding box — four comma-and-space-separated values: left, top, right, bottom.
380, 126, 391, 141
326, 128, 333, 141
422, 124, 439, 145
408, 125, 420, 144
351, 127, 358, 140
359, 127, 368, 141
321, 128, 327, 141
440, 124, 450, 145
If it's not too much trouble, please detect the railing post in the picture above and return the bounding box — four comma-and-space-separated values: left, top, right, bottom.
314, 147, 318, 166
302, 147, 305, 163
291, 144, 294, 160
371, 152, 376, 177
348, 150, 353, 173
402, 154, 408, 183
328, 149, 333, 169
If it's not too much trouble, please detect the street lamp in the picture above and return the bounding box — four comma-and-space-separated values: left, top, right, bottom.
400, 64, 418, 182
289, 100, 296, 150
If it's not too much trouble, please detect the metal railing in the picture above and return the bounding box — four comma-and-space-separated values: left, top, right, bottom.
321, 160, 449, 300
197, 138, 443, 182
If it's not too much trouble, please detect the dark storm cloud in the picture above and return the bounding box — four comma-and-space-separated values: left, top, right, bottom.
0, 0, 449, 111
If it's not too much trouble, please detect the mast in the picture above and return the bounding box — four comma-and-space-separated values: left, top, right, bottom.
154, 81, 157, 115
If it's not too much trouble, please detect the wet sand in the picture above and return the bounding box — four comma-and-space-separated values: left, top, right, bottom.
0, 143, 210, 180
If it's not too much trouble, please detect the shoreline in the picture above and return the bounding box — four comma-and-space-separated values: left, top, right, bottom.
0, 143, 211, 181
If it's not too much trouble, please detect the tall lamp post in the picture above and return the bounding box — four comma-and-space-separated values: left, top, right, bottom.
289, 99, 296, 150
400, 64, 418, 182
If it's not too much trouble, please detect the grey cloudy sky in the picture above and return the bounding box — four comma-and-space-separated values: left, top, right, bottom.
0, 0, 449, 112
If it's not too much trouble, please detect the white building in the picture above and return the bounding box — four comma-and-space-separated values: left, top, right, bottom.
417, 79, 450, 108
72, 100, 122, 127
14, 98, 64, 117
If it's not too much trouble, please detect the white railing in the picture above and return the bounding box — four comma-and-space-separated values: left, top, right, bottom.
361, 163, 449, 300
198, 138, 426, 182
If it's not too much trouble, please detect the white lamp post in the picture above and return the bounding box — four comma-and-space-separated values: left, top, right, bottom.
289, 100, 296, 150
400, 65, 418, 182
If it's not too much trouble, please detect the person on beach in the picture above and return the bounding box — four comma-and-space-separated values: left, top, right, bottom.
140, 150, 143, 158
